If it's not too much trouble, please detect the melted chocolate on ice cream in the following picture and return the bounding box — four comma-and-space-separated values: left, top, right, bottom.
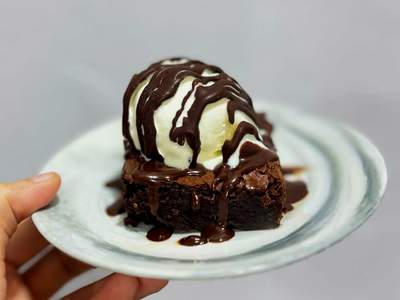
123, 58, 265, 165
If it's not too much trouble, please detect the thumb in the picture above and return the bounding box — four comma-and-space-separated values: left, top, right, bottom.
0, 172, 61, 241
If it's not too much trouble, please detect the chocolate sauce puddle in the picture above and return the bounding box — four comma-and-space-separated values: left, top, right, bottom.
179, 235, 207, 246
123, 159, 208, 216
282, 166, 308, 209
285, 180, 308, 211
147, 226, 173, 242
106, 196, 125, 216
179, 224, 235, 247
105, 177, 126, 216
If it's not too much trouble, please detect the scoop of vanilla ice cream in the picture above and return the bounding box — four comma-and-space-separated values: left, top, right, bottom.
128, 73, 265, 170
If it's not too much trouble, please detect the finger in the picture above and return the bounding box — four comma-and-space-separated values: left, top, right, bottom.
136, 278, 168, 299
22, 249, 91, 299
4, 263, 32, 299
6, 218, 49, 268
0, 172, 61, 240
62, 274, 140, 300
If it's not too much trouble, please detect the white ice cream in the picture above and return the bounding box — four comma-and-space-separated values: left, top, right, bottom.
128, 63, 267, 170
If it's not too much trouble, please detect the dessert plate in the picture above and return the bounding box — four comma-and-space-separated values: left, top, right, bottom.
32, 101, 387, 279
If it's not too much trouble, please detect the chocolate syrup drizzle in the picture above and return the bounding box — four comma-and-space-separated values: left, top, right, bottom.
123, 58, 259, 165
106, 178, 125, 216
123, 158, 208, 216
122, 58, 278, 239
285, 180, 308, 211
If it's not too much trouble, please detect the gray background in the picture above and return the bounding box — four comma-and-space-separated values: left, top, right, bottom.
0, 1, 398, 299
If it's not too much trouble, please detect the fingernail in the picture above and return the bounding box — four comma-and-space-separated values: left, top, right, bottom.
31, 172, 54, 183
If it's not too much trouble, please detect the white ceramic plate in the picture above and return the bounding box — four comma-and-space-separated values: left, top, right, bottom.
32, 101, 387, 279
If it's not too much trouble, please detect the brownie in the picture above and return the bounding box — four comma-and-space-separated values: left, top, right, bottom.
122, 155, 286, 232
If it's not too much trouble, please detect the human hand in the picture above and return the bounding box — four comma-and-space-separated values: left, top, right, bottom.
0, 172, 167, 299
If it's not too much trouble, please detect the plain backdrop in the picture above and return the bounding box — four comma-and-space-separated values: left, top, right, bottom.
0, 1, 398, 299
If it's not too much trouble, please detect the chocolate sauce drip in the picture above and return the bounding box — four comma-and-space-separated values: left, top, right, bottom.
125, 158, 207, 182
255, 112, 273, 135
148, 185, 159, 215
105, 177, 124, 190
201, 223, 235, 243
286, 180, 308, 209
282, 166, 306, 175
214, 142, 278, 224
178, 223, 235, 246
124, 59, 221, 160
105, 177, 126, 216
106, 196, 125, 216
124, 158, 208, 215
221, 121, 261, 163
146, 226, 173, 242
170, 75, 257, 167
179, 235, 208, 246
